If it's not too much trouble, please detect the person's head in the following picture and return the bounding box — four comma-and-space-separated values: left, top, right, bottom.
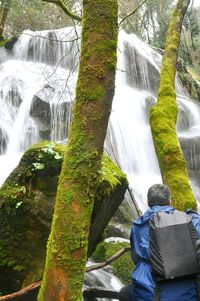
147, 184, 171, 207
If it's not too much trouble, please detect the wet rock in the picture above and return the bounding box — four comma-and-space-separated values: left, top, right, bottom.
124, 41, 160, 94
4, 37, 18, 51
4, 79, 23, 108
179, 135, 200, 179
30, 92, 51, 140
145, 95, 156, 119
0, 128, 8, 154
30, 95, 51, 126
30, 85, 72, 141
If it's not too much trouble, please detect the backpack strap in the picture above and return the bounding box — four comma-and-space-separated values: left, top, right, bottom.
195, 276, 200, 301
153, 283, 161, 301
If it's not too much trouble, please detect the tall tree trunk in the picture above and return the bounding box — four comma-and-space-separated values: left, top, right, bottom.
0, 0, 11, 38
37, 0, 118, 301
149, 0, 196, 211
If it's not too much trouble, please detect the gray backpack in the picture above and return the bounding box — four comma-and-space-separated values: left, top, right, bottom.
149, 210, 200, 282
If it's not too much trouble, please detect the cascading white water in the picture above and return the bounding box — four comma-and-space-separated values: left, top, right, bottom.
105, 31, 200, 211
13, 28, 80, 68
1, 26, 200, 295
0, 28, 78, 185
105, 34, 162, 212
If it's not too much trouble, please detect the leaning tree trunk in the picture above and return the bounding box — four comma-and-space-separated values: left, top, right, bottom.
38, 1, 118, 301
150, 0, 196, 211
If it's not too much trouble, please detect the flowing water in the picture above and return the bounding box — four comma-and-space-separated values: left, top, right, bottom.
0, 27, 200, 297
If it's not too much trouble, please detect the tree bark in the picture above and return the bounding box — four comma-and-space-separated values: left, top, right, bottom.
0, 0, 11, 38
149, 0, 196, 210
37, 0, 118, 300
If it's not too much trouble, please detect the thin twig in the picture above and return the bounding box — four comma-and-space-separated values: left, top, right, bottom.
42, 0, 81, 21
119, 0, 148, 26
22, 32, 80, 43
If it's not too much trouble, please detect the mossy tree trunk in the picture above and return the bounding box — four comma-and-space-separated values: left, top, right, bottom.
38, 1, 118, 301
149, 0, 196, 211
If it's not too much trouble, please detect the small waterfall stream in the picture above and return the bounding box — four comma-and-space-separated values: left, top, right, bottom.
0, 27, 200, 297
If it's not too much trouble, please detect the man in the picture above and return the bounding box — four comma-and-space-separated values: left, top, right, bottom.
119, 183, 200, 301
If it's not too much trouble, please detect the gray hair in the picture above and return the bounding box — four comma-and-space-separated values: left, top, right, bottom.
147, 184, 171, 207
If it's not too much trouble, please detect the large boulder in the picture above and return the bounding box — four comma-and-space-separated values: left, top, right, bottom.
0, 141, 128, 294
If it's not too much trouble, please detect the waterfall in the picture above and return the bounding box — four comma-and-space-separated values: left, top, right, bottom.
0, 28, 78, 185
1, 26, 200, 295
105, 31, 200, 211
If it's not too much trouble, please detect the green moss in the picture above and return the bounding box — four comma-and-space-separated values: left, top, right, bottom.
0, 141, 64, 293
149, 0, 196, 211
0, 39, 9, 47
101, 155, 125, 185
150, 105, 196, 210
0, 140, 127, 295
92, 241, 133, 285
92, 154, 128, 219
38, 0, 118, 299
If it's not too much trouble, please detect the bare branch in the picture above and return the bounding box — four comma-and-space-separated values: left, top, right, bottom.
42, 0, 82, 21
119, 0, 148, 26
0, 246, 131, 300
0, 285, 120, 301
0, 281, 41, 301
86, 246, 131, 272
22, 32, 80, 43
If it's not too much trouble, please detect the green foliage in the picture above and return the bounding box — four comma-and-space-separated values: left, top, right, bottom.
178, 66, 200, 100
42, 142, 63, 160
32, 162, 45, 170
119, 0, 200, 73
5, 0, 71, 36
119, 0, 173, 48
0, 38, 9, 47
180, 7, 200, 71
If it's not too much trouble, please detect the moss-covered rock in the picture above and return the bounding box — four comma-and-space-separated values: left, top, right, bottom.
0, 37, 18, 49
0, 141, 127, 294
92, 240, 133, 285
0, 141, 63, 294
88, 156, 128, 256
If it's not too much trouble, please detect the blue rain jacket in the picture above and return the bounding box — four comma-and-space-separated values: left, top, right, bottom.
130, 205, 199, 301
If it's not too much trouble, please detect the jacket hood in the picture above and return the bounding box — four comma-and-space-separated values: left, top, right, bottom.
134, 205, 174, 225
